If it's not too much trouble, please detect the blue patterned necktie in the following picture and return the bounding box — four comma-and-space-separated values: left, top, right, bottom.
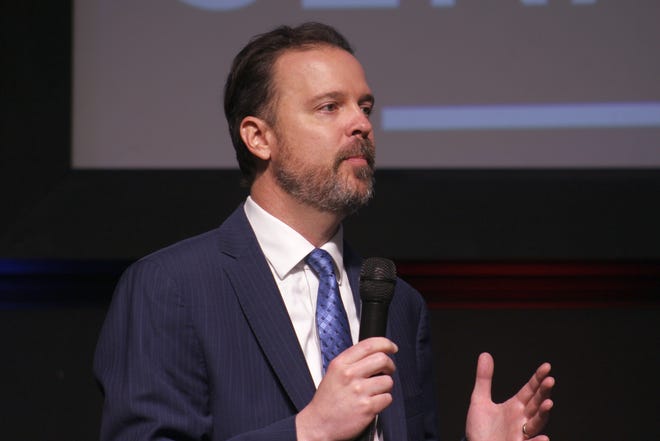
306, 248, 353, 373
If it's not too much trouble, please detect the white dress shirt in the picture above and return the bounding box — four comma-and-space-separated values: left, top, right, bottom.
244, 197, 383, 440
244, 196, 360, 387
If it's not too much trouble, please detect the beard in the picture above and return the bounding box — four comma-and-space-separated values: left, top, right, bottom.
274, 138, 375, 215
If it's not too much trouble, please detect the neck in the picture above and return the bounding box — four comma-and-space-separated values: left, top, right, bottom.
250, 178, 344, 248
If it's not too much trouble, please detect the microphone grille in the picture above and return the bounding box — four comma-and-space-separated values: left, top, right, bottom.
359, 257, 396, 302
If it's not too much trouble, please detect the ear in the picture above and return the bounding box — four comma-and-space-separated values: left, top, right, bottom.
240, 116, 272, 161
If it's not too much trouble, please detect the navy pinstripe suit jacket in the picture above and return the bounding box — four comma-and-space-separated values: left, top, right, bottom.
94, 205, 439, 440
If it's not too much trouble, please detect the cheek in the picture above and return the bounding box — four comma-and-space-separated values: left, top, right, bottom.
280, 118, 343, 159
304, 130, 337, 155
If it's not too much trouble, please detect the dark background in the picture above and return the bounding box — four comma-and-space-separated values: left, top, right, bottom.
1, 2, 658, 440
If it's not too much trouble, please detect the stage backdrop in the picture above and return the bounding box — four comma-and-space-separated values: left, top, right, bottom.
73, 0, 660, 169
2, 1, 659, 261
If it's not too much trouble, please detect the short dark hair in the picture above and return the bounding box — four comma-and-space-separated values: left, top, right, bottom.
223, 22, 354, 186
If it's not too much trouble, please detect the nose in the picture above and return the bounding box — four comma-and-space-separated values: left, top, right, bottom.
349, 106, 373, 139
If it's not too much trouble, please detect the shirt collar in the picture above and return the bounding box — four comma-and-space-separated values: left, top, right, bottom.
244, 196, 345, 284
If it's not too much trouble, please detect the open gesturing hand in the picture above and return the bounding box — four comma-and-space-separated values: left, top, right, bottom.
465, 352, 555, 441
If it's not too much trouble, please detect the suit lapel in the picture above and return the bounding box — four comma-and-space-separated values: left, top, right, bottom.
217, 210, 408, 437
218, 207, 316, 411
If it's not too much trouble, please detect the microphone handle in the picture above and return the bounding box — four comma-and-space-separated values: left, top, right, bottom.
358, 301, 389, 341
356, 301, 390, 441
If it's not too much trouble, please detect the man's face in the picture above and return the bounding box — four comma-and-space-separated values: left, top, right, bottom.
267, 45, 376, 215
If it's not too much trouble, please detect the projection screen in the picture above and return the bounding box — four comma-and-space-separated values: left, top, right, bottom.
72, 0, 660, 169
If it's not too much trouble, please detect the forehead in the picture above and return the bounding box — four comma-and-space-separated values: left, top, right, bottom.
271, 45, 370, 101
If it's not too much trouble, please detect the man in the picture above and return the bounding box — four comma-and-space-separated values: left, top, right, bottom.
94, 22, 554, 441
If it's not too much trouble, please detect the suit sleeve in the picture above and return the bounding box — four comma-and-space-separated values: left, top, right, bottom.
94, 259, 213, 440
94, 259, 306, 441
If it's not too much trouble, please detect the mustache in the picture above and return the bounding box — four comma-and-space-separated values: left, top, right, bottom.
335, 138, 375, 169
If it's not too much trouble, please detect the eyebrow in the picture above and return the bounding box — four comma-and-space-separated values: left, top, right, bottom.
361, 93, 376, 106
309, 91, 375, 106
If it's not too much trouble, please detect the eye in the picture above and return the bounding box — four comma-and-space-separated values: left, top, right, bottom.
319, 102, 338, 112
361, 104, 373, 117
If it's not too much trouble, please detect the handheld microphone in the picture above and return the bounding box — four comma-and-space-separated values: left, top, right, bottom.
357, 257, 396, 441
359, 257, 396, 341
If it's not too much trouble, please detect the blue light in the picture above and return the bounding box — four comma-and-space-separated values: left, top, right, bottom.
178, 0, 256, 11
430, 0, 457, 7
381, 102, 660, 131
302, 0, 399, 8
521, 0, 549, 6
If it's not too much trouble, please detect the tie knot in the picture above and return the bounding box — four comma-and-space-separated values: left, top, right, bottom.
306, 248, 335, 278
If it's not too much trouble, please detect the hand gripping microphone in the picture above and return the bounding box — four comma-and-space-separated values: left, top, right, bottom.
357, 257, 396, 441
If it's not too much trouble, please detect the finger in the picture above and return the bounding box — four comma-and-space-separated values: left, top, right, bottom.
338, 337, 398, 365
526, 376, 555, 416
359, 350, 397, 377
516, 362, 552, 405
361, 371, 395, 396
329, 349, 396, 379
352, 376, 395, 417
470, 352, 494, 403
524, 398, 554, 438
367, 390, 394, 415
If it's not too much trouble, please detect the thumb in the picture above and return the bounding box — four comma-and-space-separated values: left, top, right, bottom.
471, 352, 494, 403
